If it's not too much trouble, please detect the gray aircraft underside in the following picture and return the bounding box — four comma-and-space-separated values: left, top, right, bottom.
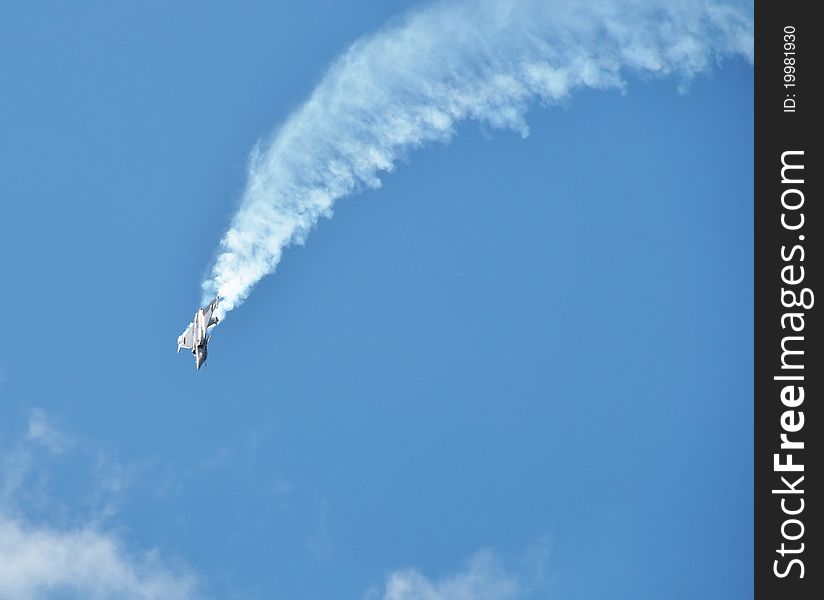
178, 297, 220, 370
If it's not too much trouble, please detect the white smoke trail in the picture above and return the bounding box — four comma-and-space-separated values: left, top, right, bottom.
202, 0, 752, 317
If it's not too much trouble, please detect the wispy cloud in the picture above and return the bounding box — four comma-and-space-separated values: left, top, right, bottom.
1, 410, 204, 600
26, 408, 72, 454
3, 409, 137, 519
0, 517, 201, 600
371, 547, 548, 600
201, 0, 752, 317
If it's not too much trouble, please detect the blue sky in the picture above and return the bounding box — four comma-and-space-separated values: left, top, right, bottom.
1, 1, 752, 599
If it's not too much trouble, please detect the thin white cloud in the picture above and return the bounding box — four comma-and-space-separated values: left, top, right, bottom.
201, 0, 753, 318
1, 411, 204, 600
26, 408, 71, 454
0, 442, 31, 511
0, 516, 201, 600
373, 548, 545, 600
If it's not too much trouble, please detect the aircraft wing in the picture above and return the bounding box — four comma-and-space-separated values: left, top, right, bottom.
202, 297, 219, 328
177, 322, 195, 352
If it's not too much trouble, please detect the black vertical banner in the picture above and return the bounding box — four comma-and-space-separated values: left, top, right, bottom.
755, 1, 821, 598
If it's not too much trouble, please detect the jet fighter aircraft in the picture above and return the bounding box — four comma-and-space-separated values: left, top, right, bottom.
178, 296, 220, 370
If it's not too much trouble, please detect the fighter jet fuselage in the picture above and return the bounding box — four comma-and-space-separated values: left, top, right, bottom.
178, 297, 220, 370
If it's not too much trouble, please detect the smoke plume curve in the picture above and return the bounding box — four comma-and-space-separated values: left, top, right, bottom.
202, 0, 753, 317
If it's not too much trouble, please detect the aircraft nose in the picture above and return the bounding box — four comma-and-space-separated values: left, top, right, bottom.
196, 348, 207, 370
